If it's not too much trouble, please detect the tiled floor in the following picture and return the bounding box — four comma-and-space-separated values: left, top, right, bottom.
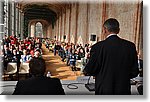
42, 45, 81, 80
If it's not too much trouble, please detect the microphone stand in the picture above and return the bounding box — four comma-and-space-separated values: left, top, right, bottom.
85, 76, 95, 91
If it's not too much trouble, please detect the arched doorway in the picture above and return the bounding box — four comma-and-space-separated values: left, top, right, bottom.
28, 19, 51, 38
35, 22, 43, 38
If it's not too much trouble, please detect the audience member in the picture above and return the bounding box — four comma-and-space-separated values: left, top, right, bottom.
20, 49, 32, 63
13, 58, 65, 95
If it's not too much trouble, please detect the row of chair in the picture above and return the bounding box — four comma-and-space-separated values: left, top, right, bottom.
3, 63, 29, 80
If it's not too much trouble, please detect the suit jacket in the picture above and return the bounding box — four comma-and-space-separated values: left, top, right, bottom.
84, 35, 139, 95
13, 76, 65, 95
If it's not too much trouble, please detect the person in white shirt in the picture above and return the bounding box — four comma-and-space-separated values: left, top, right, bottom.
20, 49, 32, 63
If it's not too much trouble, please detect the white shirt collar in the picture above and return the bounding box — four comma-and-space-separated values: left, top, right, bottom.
106, 34, 117, 38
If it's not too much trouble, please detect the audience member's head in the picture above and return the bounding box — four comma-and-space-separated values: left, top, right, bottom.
79, 48, 84, 53
27, 44, 32, 50
30, 50, 34, 57
26, 37, 29, 41
4, 35, 7, 39
13, 49, 17, 55
34, 50, 40, 58
4, 45, 9, 50
23, 49, 27, 55
29, 58, 46, 77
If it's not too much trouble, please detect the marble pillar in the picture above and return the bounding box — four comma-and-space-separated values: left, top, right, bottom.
4, 0, 9, 36
0, 0, 4, 40
0, 0, 4, 75
30, 23, 35, 37
13, 2, 16, 36
8, 1, 12, 36
20, 12, 24, 39
15, 6, 19, 37
11, 1, 14, 35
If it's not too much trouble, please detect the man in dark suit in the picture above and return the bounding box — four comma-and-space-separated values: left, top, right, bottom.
13, 58, 65, 95
83, 18, 139, 95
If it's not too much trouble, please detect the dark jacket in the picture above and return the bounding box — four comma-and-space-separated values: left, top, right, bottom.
84, 35, 139, 95
13, 76, 65, 95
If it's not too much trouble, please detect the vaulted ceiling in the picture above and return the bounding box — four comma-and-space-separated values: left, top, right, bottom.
23, 4, 57, 23
16, 0, 68, 23
15, 0, 69, 37
17, 0, 67, 14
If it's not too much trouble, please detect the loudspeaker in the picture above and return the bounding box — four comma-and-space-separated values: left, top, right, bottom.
90, 35, 96, 41
63, 35, 66, 39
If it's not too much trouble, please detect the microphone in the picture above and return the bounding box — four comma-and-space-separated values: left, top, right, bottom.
82, 69, 95, 91
85, 76, 95, 91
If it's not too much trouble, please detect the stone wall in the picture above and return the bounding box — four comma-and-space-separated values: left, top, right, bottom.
87, 3, 103, 44
53, 0, 142, 52
65, 5, 71, 43
77, 3, 88, 45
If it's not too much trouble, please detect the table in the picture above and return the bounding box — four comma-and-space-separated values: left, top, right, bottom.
0, 80, 95, 95
0, 80, 139, 95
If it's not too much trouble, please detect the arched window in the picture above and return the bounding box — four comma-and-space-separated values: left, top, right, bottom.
35, 22, 43, 37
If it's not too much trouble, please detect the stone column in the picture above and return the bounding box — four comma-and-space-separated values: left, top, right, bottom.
0, 0, 4, 40
8, 1, 12, 36
15, 5, 19, 37
20, 12, 24, 39
4, 0, 9, 36
11, 0, 15, 35
17, 7, 20, 38
28, 23, 31, 37
13, 2, 16, 36
4, 1, 8, 35
30, 23, 35, 37
0, 0, 4, 81
43, 25, 47, 38
34, 22, 36, 37
18, 9, 21, 38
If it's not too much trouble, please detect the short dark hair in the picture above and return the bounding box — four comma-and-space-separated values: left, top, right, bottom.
29, 58, 46, 76
103, 18, 120, 33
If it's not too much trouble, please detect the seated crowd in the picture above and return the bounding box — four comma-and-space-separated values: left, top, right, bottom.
44, 39, 143, 74
44, 39, 91, 71
1, 36, 143, 95
3, 35, 42, 75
